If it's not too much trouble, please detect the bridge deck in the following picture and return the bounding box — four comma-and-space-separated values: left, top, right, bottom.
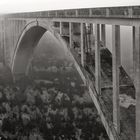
70, 47, 135, 140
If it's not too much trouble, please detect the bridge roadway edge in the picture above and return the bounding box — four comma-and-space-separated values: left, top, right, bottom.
67, 47, 119, 140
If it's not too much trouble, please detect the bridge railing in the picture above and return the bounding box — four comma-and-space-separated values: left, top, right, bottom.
3, 6, 140, 19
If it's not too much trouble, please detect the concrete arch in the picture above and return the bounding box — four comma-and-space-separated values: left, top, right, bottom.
11, 20, 57, 77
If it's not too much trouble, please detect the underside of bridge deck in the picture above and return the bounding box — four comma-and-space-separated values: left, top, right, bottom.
12, 26, 46, 75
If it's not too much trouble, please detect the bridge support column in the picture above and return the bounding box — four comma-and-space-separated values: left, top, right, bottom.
133, 26, 136, 83
0, 20, 5, 64
134, 26, 140, 140
60, 22, 62, 35
112, 25, 120, 134
80, 23, 84, 67
95, 24, 101, 95
101, 24, 106, 47
69, 22, 72, 48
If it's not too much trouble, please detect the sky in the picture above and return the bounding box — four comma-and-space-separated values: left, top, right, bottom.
0, 0, 140, 13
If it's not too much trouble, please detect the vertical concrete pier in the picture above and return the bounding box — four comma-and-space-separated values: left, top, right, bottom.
69, 22, 72, 48
112, 25, 120, 134
101, 24, 106, 47
60, 22, 62, 35
95, 24, 101, 95
80, 23, 84, 67
134, 26, 140, 140
133, 26, 136, 82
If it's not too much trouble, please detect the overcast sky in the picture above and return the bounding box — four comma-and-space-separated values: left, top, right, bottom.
0, 0, 140, 13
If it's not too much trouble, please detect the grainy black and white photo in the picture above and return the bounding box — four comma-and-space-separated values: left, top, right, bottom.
0, 0, 139, 140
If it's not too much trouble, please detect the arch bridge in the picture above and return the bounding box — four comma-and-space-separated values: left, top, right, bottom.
0, 6, 140, 140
